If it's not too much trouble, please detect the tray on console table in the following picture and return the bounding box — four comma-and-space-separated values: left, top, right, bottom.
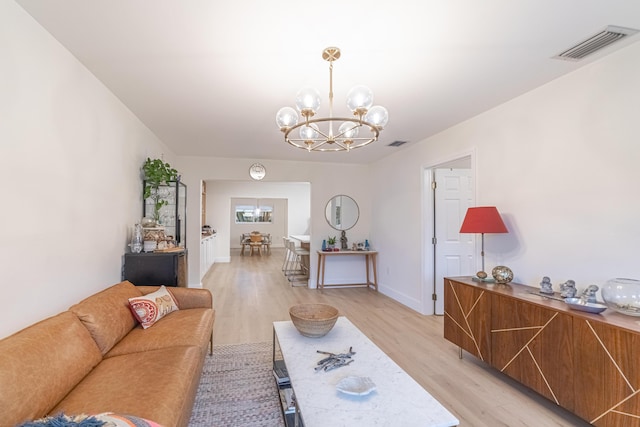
444, 276, 640, 427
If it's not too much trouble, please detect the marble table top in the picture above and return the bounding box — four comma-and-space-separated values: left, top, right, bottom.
273, 317, 459, 427
289, 234, 310, 243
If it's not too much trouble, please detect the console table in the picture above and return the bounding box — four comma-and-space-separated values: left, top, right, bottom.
273, 317, 459, 427
316, 250, 378, 290
444, 276, 640, 426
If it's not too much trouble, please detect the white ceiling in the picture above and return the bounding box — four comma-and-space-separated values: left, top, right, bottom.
16, 0, 640, 164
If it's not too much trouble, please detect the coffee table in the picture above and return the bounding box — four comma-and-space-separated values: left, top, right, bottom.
273, 316, 459, 427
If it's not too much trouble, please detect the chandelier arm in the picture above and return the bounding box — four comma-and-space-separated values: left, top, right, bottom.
328, 57, 334, 138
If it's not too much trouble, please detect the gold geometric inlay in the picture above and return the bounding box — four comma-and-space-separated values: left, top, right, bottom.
492, 313, 559, 404
445, 281, 485, 361
493, 312, 557, 372
585, 320, 639, 424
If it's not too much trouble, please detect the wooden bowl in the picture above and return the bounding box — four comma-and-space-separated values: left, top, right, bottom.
289, 303, 339, 338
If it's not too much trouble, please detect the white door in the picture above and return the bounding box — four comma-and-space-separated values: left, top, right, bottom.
433, 168, 474, 314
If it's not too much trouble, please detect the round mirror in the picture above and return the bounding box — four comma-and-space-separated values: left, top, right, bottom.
325, 195, 359, 230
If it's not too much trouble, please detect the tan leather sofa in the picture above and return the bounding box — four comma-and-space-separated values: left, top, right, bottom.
0, 281, 215, 427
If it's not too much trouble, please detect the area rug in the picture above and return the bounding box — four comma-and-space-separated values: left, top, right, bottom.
188, 342, 285, 427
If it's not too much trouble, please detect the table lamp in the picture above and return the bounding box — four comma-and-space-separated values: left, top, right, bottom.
459, 206, 508, 282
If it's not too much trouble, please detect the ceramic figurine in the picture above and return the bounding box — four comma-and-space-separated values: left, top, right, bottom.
560, 280, 577, 298
581, 285, 599, 303
540, 276, 554, 295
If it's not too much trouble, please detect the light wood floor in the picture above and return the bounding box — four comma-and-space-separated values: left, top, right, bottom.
203, 248, 589, 427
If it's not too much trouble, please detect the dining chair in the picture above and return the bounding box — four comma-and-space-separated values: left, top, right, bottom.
249, 233, 263, 256
262, 233, 272, 254
240, 233, 251, 256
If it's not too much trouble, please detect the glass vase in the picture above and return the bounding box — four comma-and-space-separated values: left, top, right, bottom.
601, 278, 640, 316
130, 224, 143, 253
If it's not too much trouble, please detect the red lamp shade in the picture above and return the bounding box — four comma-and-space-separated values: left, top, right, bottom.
459, 207, 508, 234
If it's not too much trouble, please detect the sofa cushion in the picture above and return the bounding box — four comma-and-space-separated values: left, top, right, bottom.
105, 308, 214, 358
52, 346, 204, 427
128, 285, 179, 329
0, 311, 103, 427
69, 281, 142, 355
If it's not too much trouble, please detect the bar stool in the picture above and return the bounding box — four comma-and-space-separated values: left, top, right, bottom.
286, 239, 309, 285
282, 237, 292, 273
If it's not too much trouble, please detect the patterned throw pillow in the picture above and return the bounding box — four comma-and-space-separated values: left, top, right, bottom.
94, 413, 163, 427
18, 413, 162, 427
128, 285, 179, 329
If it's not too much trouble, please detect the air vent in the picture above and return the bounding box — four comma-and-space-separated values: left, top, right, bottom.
553, 25, 639, 61
388, 140, 408, 147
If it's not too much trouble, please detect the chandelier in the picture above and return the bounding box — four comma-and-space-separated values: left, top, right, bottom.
276, 47, 389, 152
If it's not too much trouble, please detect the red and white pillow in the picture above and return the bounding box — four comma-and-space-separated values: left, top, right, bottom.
128, 285, 179, 329
19, 413, 162, 427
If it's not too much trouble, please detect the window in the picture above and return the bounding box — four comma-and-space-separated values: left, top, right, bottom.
235, 201, 273, 223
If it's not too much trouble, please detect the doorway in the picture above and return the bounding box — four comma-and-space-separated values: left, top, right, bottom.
423, 155, 475, 315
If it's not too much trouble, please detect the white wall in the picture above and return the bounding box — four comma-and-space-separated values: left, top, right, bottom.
371, 40, 640, 314
177, 157, 372, 288
0, 2, 174, 339
206, 181, 310, 259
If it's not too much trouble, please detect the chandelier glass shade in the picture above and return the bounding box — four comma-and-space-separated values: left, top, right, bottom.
276, 47, 388, 152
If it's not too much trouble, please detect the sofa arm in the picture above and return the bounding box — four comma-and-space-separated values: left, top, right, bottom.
137, 286, 213, 310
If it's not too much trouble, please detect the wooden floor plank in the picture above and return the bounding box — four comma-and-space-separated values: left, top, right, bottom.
203, 248, 589, 426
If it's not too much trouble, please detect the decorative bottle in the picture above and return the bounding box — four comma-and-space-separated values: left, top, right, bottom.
365, 239, 370, 250
130, 224, 143, 253
322, 239, 327, 251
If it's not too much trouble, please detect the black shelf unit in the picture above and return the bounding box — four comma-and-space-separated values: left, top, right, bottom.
122, 251, 187, 287
143, 178, 187, 246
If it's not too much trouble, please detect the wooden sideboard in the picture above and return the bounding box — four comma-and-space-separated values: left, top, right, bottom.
444, 276, 640, 426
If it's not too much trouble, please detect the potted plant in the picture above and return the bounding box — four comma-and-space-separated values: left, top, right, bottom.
327, 236, 337, 250
142, 157, 179, 223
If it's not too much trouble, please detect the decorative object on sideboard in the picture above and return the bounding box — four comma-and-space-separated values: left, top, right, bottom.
539, 276, 554, 295
141, 217, 156, 228
563, 298, 608, 314
142, 157, 179, 223
340, 230, 348, 250
559, 280, 577, 298
601, 278, 640, 316
351, 241, 370, 251
326, 236, 337, 250
276, 47, 388, 153
580, 284, 599, 304
130, 223, 143, 253
492, 265, 514, 284
459, 206, 509, 282
289, 303, 339, 338
143, 240, 157, 252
